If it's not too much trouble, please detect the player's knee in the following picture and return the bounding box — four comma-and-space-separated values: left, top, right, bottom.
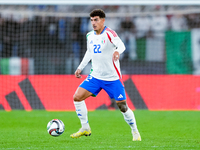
73, 93, 82, 102
117, 101, 128, 113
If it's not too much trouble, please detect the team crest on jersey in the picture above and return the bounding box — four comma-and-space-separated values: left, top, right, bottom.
101, 37, 106, 44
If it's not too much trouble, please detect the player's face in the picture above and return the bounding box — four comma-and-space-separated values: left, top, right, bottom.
90, 16, 105, 34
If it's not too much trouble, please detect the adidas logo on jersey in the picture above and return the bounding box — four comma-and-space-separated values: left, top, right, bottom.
118, 94, 123, 99
90, 40, 93, 44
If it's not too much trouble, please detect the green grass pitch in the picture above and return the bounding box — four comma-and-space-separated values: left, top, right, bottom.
0, 110, 200, 150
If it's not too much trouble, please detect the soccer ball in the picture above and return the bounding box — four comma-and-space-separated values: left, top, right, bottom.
47, 119, 65, 137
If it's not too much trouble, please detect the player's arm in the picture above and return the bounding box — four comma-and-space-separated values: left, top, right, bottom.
75, 50, 91, 78
110, 33, 126, 61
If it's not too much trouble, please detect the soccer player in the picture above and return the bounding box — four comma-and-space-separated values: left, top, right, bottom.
70, 9, 141, 141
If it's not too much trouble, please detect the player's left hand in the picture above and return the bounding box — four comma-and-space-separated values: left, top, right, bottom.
113, 51, 120, 61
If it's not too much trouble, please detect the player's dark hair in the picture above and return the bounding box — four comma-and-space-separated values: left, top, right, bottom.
90, 9, 106, 18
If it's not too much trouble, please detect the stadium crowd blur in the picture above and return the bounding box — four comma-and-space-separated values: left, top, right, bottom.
0, 5, 199, 74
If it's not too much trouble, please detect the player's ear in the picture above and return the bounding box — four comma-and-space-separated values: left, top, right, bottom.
102, 18, 105, 23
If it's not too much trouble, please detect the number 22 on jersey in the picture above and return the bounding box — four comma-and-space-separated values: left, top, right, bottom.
93, 44, 101, 53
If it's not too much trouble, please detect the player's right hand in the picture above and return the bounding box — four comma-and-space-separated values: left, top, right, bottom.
75, 69, 82, 78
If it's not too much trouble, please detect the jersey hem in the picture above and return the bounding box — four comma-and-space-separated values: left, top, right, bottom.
90, 74, 119, 81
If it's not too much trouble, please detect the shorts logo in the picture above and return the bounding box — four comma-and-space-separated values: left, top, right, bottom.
118, 94, 123, 99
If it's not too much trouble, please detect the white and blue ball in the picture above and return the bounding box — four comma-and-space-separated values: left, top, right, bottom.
47, 119, 65, 137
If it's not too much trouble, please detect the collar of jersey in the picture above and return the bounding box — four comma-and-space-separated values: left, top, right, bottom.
94, 26, 107, 35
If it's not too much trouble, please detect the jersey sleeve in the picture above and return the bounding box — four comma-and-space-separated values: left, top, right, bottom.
106, 29, 126, 54
77, 34, 92, 71
77, 49, 91, 71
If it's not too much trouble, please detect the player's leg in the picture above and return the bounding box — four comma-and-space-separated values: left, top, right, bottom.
73, 86, 93, 127
116, 100, 141, 141
116, 100, 138, 128
103, 79, 141, 141
70, 87, 92, 138
71, 75, 101, 138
